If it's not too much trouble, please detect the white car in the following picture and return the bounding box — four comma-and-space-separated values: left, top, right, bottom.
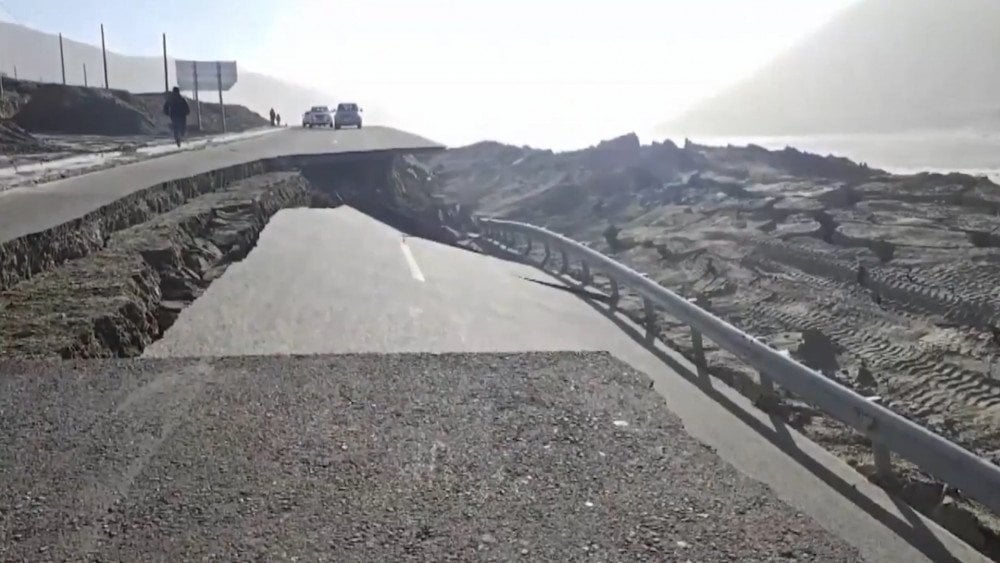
302, 106, 333, 128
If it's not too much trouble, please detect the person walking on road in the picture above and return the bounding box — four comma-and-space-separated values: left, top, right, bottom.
163, 87, 190, 147
269, 107, 276, 126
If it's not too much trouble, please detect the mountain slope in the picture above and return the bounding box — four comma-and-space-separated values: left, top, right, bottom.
0, 21, 329, 124
664, 0, 1000, 136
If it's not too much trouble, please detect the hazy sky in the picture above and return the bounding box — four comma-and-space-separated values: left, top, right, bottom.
2, 0, 857, 148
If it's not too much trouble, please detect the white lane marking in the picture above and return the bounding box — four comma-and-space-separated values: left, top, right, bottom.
400, 238, 425, 282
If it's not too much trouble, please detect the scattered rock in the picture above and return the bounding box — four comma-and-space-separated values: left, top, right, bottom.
933, 496, 986, 549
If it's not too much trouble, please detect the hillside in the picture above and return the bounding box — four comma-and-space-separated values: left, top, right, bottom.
664, 0, 1000, 136
2, 78, 266, 137
0, 21, 329, 124
423, 136, 1000, 550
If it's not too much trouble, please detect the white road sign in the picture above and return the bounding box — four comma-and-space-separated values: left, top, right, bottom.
175, 60, 238, 91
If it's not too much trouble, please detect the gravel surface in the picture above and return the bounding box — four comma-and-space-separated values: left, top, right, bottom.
0, 352, 861, 561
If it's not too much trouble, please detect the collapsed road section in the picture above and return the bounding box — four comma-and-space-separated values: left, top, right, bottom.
0, 133, 454, 360
1, 172, 308, 358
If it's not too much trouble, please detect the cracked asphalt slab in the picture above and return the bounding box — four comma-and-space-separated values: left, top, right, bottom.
0, 126, 441, 243
0, 352, 860, 561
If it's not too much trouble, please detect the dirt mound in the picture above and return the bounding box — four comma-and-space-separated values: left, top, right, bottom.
12, 84, 157, 136
0, 120, 53, 153
132, 93, 268, 134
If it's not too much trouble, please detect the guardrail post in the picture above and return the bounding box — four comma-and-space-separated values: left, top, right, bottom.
559, 250, 569, 275
860, 398, 894, 482
580, 262, 592, 286
608, 278, 620, 310
691, 328, 708, 381
541, 242, 551, 268
643, 298, 657, 341
756, 371, 778, 408
873, 443, 893, 481
523, 237, 533, 256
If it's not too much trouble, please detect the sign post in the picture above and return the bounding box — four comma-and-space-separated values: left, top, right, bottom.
175, 60, 237, 133
192, 64, 202, 130
162, 33, 169, 92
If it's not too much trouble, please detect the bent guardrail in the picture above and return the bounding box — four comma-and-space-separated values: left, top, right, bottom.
479, 217, 1000, 516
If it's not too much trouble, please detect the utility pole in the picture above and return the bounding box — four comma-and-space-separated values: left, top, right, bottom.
216, 62, 227, 133
59, 33, 66, 84
162, 33, 168, 91
83, 63, 88, 87
100, 24, 109, 89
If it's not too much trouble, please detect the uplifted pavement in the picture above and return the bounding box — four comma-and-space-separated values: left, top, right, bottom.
0, 126, 442, 243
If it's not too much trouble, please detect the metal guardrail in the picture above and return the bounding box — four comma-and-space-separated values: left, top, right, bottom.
479, 217, 1000, 515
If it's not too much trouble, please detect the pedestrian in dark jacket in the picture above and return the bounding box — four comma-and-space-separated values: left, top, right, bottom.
163, 87, 191, 146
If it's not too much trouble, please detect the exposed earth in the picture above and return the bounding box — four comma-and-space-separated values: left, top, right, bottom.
0, 78, 269, 158
419, 133, 1000, 555
0, 120, 54, 154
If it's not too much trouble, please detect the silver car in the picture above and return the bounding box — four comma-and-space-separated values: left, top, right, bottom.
334, 103, 363, 129
302, 106, 333, 128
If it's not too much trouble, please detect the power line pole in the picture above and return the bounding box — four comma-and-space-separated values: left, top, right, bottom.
162, 33, 169, 91
83, 63, 88, 87
100, 24, 109, 89
59, 33, 66, 84
216, 62, 227, 133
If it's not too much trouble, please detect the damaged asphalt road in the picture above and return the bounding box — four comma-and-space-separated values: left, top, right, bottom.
0, 352, 860, 561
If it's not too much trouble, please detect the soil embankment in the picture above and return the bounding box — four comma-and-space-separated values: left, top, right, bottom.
132, 93, 268, 134
0, 120, 53, 154
13, 83, 157, 136
419, 134, 1000, 555
3, 78, 267, 140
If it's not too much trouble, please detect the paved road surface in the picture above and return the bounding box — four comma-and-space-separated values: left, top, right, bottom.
0, 353, 862, 561
147, 208, 987, 562
0, 126, 441, 243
